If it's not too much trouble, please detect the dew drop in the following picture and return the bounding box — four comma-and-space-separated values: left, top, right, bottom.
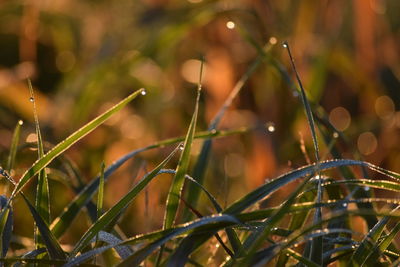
29, 97, 34, 102
333, 132, 339, 139
226, 21, 235, 29
179, 144, 184, 150
265, 122, 275, 133
141, 88, 147, 96
342, 203, 348, 208
282, 42, 288, 48
18, 120, 24, 125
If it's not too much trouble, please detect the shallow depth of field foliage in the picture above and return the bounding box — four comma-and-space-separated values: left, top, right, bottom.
0, 0, 400, 266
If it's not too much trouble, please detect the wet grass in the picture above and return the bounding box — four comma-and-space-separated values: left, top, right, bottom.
0, 42, 399, 267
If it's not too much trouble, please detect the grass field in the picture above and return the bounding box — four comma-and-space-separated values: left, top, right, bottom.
0, 1, 399, 266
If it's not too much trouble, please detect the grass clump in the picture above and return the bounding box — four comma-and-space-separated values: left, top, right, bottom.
0, 41, 399, 267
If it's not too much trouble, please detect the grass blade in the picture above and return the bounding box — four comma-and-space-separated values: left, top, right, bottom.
64, 214, 240, 267
283, 42, 322, 264
117, 215, 240, 267
158, 61, 203, 266
10, 88, 145, 200
183, 40, 264, 224
224, 159, 364, 215
6, 120, 23, 173
70, 145, 179, 256
238, 174, 314, 266
163, 61, 202, 229
0, 196, 12, 258
50, 127, 248, 239
20, 193, 65, 260
363, 221, 400, 266
97, 162, 105, 221
28, 80, 51, 252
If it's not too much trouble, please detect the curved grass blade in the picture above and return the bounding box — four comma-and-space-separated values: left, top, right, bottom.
224, 159, 364, 215
167, 232, 214, 267
351, 206, 400, 266
117, 214, 240, 267
50, 127, 248, 239
91, 231, 131, 259
158, 61, 203, 266
225, 159, 400, 215
10, 88, 145, 200
163, 61, 202, 229
20, 193, 65, 260
66, 203, 400, 267
283, 41, 322, 264
179, 196, 234, 258
6, 120, 23, 173
13, 248, 47, 267
285, 248, 320, 267
64, 214, 240, 267
70, 145, 179, 256
238, 174, 314, 266
28, 80, 51, 252
363, 221, 400, 266
0, 196, 12, 259
97, 162, 105, 220
159, 169, 222, 213
276, 183, 316, 266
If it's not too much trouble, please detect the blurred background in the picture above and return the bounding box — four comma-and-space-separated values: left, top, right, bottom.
0, 0, 399, 249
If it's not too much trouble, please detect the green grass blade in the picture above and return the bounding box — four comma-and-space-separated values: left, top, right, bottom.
158, 62, 202, 266
276, 183, 316, 266
350, 206, 400, 266
97, 162, 105, 220
117, 215, 240, 267
10, 88, 145, 200
70, 145, 179, 256
238, 174, 314, 266
94, 231, 131, 259
0, 196, 12, 258
363, 221, 400, 266
224, 159, 364, 215
182, 34, 272, 243
65, 214, 240, 267
163, 64, 202, 229
28, 80, 51, 251
6, 120, 23, 173
50, 128, 248, 239
183, 53, 266, 253
285, 248, 320, 267
20, 193, 65, 260
283, 42, 322, 264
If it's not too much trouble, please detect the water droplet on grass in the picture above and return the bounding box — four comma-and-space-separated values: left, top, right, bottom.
333, 132, 339, 138
29, 97, 34, 102
226, 21, 235, 29
141, 88, 147, 95
265, 122, 275, 132
179, 144, 184, 150
18, 120, 24, 125
282, 42, 288, 48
